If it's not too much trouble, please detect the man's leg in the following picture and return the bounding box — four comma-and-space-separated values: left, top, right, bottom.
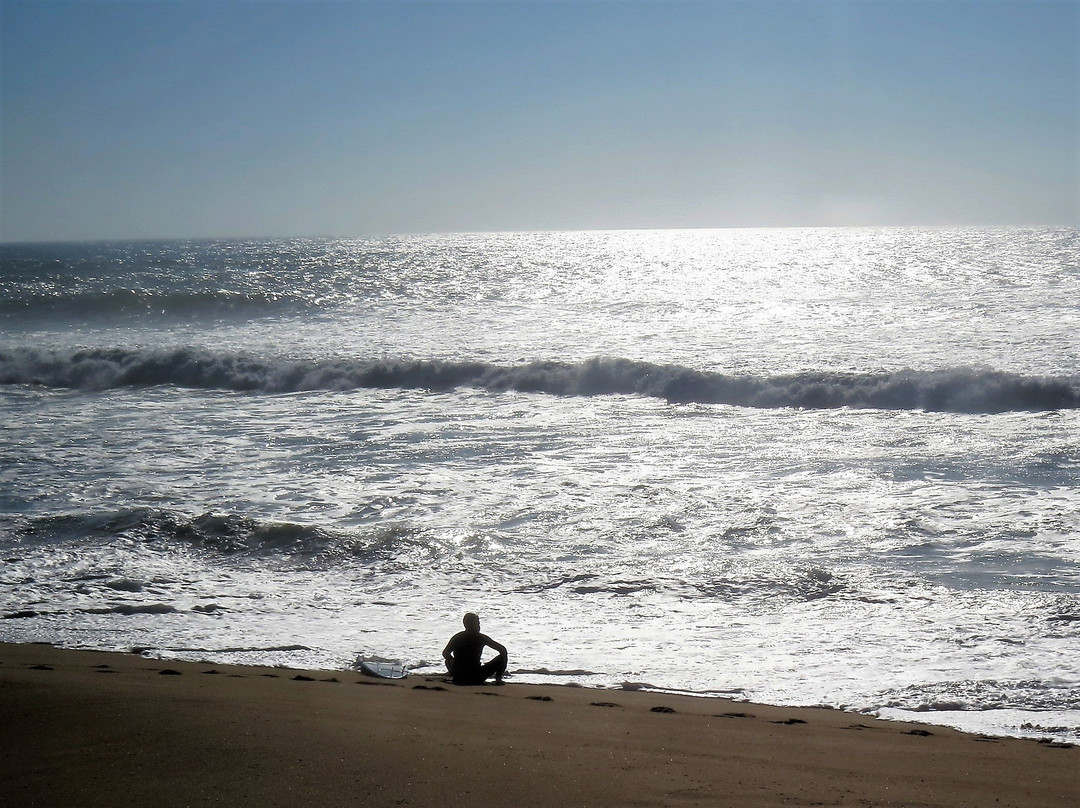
479, 652, 507, 683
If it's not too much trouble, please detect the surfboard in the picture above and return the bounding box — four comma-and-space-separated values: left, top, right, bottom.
357, 660, 408, 679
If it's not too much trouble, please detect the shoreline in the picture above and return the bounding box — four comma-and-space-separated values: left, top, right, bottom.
3, 641, 1077, 807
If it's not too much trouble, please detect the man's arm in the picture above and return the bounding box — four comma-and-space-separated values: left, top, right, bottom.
483, 635, 507, 656
442, 636, 457, 671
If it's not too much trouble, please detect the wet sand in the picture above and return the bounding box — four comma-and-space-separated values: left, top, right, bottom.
2, 642, 1076, 807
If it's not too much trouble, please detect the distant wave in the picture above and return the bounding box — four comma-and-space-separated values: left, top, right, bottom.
2, 346, 1078, 413
0, 288, 302, 319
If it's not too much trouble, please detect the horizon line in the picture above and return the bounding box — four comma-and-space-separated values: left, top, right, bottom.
3, 221, 1077, 246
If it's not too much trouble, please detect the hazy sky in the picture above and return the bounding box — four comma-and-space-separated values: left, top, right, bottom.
2, 0, 1077, 241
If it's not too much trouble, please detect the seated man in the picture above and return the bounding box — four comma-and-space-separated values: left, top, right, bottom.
442, 612, 508, 685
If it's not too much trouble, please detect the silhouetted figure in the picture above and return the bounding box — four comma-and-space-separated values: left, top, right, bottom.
442, 612, 507, 685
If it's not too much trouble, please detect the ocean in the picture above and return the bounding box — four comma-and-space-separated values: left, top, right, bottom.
2, 227, 1078, 742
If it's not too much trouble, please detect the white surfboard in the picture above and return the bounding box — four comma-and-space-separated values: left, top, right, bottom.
357, 659, 408, 679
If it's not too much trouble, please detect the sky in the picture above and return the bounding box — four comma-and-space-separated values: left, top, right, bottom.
1, 0, 1077, 241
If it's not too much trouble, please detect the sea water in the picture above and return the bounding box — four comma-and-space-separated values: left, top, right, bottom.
1, 227, 1078, 742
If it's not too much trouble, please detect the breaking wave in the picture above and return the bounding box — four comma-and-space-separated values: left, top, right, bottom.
2, 346, 1078, 413
16, 507, 435, 565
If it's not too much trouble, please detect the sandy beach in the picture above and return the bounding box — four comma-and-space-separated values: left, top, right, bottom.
1, 642, 1076, 807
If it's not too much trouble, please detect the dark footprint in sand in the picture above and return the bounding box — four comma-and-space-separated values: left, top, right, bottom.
904, 729, 933, 736
29, 665, 53, 670
590, 702, 621, 708
202, 669, 220, 675
845, 723, 873, 730
716, 712, 754, 719
526, 695, 553, 701
292, 674, 314, 681
321, 677, 340, 682
650, 706, 676, 714
261, 673, 279, 678
158, 669, 182, 676
413, 684, 447, 691
771, 718, 806, 725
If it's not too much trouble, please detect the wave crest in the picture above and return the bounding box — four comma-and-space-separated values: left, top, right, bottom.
2, 346, 1077, 413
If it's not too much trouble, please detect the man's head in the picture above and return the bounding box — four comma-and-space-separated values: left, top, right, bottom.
463, 612, 480, 632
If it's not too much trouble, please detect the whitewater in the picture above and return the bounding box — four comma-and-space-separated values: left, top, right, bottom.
1, 227, 1078, 742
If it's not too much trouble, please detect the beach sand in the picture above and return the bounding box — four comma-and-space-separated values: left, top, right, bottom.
2, 642, 1076, 807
